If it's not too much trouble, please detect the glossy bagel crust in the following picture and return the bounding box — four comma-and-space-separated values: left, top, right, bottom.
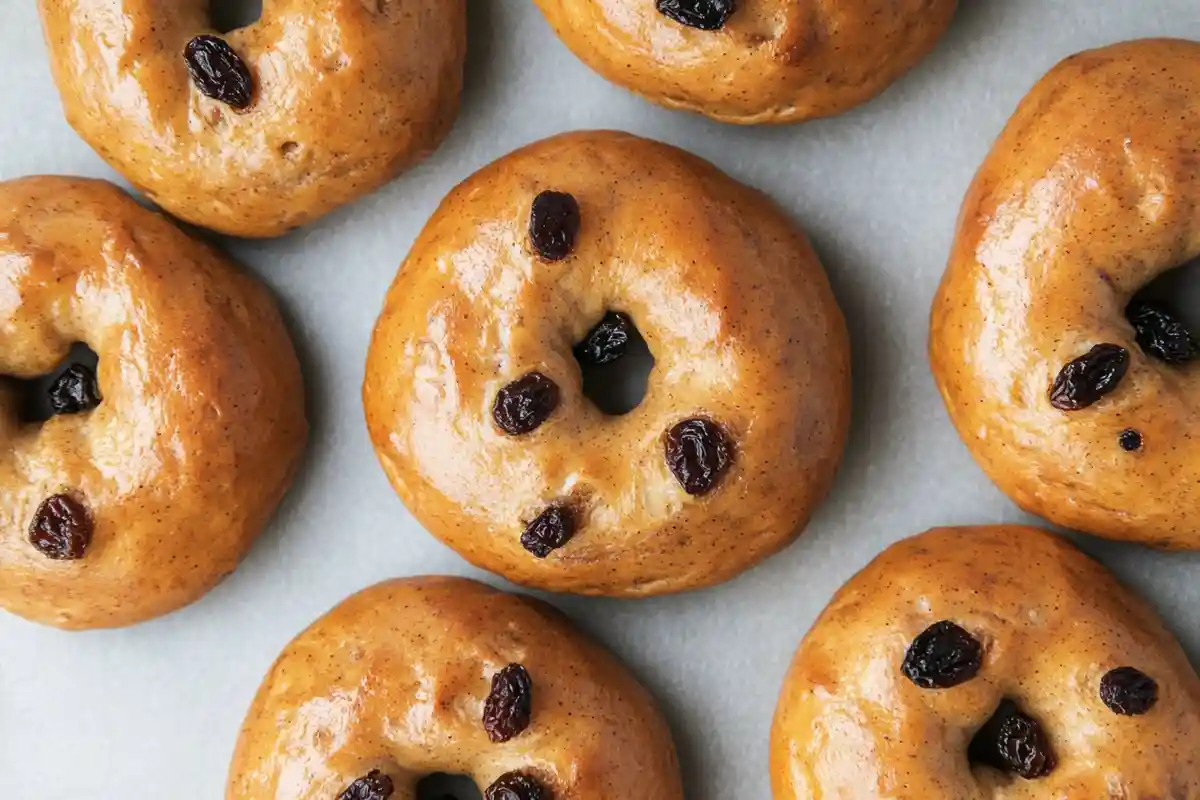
771, 525, 1200, 799
0, 177, 306, 630
363, 130, 851, 597
38, 0, 466, 238
931, 39, 1200, 550
532, 0, 958, 124
227, 576, 684, 799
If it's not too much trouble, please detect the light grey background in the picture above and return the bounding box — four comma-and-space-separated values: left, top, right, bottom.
2, 2, 1199, 798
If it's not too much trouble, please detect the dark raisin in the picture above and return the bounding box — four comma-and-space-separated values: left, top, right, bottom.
484, 772, 546, 800
482, 664, 533, 743
184, 35, 254, 109
48, 364, 101, 416
493, 373, 560, 435
901, 621, 983, 689
521, 506, 575, 558
529, 191, 580, 262
1100, 667, 1158, 716
1119, 428, 1143, 452
29, 494, 93, 560
574, 312, 633, 366
968, 699, 1056, 780
1049, 344, 1129, 411
656, 0, 736, 29
1126, 300, 1194, 363
665, 418, 732, 495
337, 771, 394, 800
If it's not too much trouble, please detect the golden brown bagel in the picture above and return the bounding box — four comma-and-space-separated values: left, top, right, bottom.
771, 525, 1200, 798
226, 576, 684, 799
37, 0, 466, 238
363, 130, 851, 597
0, 176, 307, 630
931, 39, 1200, 550
532, 0, 958, 124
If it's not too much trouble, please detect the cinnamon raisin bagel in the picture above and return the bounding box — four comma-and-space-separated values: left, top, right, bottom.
532, 0, 958, 124
0, 176, 307, 630
362, 130, 851, 597
226, 576, 684, 799
37, 0, 466, 238
771, 525, 1200, 798
931, 39, 1200, 550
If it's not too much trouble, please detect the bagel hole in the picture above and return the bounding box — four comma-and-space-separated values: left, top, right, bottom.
574, 311, 654, 416
967, 698, 1056, 781
209, 0, 263, 33
11, 343, 100, 424
416, 773, 481, 800
1126, 256, 1200, 353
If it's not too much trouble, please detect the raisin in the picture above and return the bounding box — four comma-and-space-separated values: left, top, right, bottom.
337, 771, 393, 800
656, 0, 736, 29
529, 191, 580, 262
968, 699, 1056, 780
574, 312, 633, 366
521, 505, 575, 558
1126, 300, 1194, 363
1049, 344, 1129, 411
665, 418, 732, 495
184, 35, 253, 109
484, 772, 546, 800
493, 373, 560, 435
48, 364, 101, 416
901, 621, 983, 689
482, 664, 533, 743
1119, 428, 1143, 452
1100, 667, 1158, 716
28, 494, 93, 560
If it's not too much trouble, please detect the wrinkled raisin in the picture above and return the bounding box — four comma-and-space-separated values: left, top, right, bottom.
902, 621, 983, 689
574, 312, 633, 366
29, 494, 93, 560
1119, 429, 1143, 452
1049, 344, 1129, 411
337, 771, 393, 800
1100, 667, 1158, 716
338, 771, 394, 800
665, 418, 732, 495
184, 35, 253, 109
521, 506, 575, 558
493, 373, 560, 435
484, 772, 546, 800
656, 0, 736, 29
48, 364, 101, 416
483, 664, 533, 743
529, 191, 580, 261
968, 699, 1056, 780
1127, 300, 1194, 363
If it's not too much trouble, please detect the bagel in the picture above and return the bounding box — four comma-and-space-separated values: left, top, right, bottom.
363, 130, 851, 596
532, 0, 958, 124
37, 0, 466, 238
931, 39, 1200, 550
771, 525, 1200, 798
0, 176, 306, 629
226, 576, 684, 799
